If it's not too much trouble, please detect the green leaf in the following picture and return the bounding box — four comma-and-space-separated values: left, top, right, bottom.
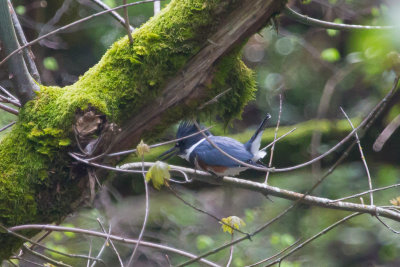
145, 161, 170, 190
321, 48, 341, 62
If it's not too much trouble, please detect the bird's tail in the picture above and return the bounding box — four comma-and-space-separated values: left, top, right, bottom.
245, 113, 271, 155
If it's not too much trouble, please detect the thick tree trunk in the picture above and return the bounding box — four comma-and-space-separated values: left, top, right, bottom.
0, 0, 286, 259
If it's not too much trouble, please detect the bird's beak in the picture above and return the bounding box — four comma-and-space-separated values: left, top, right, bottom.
158, 146, 179, 160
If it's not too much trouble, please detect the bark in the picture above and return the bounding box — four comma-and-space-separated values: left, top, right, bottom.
0, 0, 287, 259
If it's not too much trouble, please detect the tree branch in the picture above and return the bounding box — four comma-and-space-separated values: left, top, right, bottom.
0, 0, 39, 105
283, 6, 397, 31
110, 0, 287, 151
7, 1, 40, 83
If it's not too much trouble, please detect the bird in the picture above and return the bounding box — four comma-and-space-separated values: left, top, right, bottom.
159, 113, 271, 177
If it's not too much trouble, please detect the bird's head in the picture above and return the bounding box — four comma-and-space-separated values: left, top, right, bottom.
159, 121, 210, 160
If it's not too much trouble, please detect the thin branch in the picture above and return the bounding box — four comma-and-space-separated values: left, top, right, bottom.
87, 239, 93, 267
69, 152, 145, 173
226, 234, 234, 267
283, 6, 397, 31
123, 0, 134, 44
198, 88, 232, 110
273, 76, 400, 173
97, 219, 124, 267
0, 224, 105, 264
264, 213, 361, 267
9, 224, 221, 267
10, 256, 43, 267
127, 156, 150, 266
98, 126, 213, 160
0, 121, 15, 133
119, 160, 400, 227
331, 183, 400, 203
340, 107, 373, 205
260, 127, 296, 151
88, 0, 134, 31
90, 224, 112, 267
265, 94, 282, 184
0, 94, 21, 107
0, 0, 39, 104
373, 114, 400, 152
154, 0, 161, 14
22, 244, 72, 267
0, 0, 161, 68
7, 0, 40, 82
311, 64, 357, 176
375, 216, 400, 234
0, 103, 19, 115
246, 238, 302, 267
166, 184, 250, 236
0, 85, 19, 101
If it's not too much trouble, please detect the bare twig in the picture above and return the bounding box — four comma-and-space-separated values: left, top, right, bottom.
311, 64, 357, 176
0, 103, 19, 115
9, 224, 221, 267
10, 256, 43, 267
0, 94, 21, 107
0, 85, 18, 101
0, 0, 39, 104
0, 121, 15, 133
90, 224, 112, 267
0, 0, 161, 68
87, 239, 93, 267
331, 183, 400, 203
69, 152, 145, 174
38, 0, 73, 49
97, 219, 124, 267
22, 244, 72, 267
7, 0, 40, 82
340, 107, 373, 205
0, 224, 105, 264
166, 184, 250, 236
273, 76, 399, 173
127, 155, 150, 266
98, 126, 213, 160
373, 114, 400, 152
246, 238, 302, 267
264, 213, 361, 267
88, 0, 134, 31
154, 0, 161, 14
226, 234, 234, 267
375, 216, 400, 234
265, 94, 282, 184
198, 88, 232, 110
260, 127, 296, 151
123, 0, 134, 44
284, 6, 397, 31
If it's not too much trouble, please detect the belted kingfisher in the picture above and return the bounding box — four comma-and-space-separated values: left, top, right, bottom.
159, 113, 271, 176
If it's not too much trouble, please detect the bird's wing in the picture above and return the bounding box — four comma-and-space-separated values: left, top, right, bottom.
191, 137, 253, 167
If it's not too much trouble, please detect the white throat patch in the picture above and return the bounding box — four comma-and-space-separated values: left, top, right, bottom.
182, 138, 206, 161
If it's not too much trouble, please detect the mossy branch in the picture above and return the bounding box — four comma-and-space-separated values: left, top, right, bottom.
0, 0, 287, 260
